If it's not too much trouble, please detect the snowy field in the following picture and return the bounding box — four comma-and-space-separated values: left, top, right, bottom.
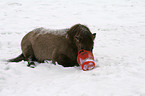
0, 0, 145, 96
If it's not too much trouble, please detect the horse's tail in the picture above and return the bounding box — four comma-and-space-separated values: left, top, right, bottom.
8, 53, 25, 62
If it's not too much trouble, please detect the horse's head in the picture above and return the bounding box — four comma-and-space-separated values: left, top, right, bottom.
67, 24, 96, 52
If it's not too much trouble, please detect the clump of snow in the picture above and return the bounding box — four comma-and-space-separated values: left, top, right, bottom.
1, 0, 145, 96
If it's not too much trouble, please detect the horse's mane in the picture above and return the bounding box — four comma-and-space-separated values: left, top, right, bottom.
67, 24, 92, 41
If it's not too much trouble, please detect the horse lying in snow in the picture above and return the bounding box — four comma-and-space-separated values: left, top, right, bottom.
9, 24, 96, 68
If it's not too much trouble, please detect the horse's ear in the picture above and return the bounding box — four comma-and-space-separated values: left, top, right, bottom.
92, 33, 96, 40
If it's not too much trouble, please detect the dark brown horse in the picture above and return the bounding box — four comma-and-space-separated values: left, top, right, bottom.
9, 24, 96, 68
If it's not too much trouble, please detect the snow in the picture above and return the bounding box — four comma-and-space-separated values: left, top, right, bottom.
0, 0, 145, 96
32, 27, 69, 36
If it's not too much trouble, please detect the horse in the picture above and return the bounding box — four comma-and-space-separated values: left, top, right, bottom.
9, 24, 96, 68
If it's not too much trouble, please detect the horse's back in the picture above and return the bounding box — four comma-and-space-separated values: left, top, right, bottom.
33, 27, 69, 36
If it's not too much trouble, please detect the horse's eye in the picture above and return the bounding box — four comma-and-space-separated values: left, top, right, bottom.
75, 36, 82, 42
75, 36, 79, 40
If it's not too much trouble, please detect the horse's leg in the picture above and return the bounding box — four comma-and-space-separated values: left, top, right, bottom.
22, 45, 36, 68
27, 55, 36, 68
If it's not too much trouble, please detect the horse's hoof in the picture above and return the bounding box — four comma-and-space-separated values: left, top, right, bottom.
29, 64, 36, 68
27, 62, 36, 68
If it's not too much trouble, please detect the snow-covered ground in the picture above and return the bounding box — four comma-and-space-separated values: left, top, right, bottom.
1, 0, 145, 96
